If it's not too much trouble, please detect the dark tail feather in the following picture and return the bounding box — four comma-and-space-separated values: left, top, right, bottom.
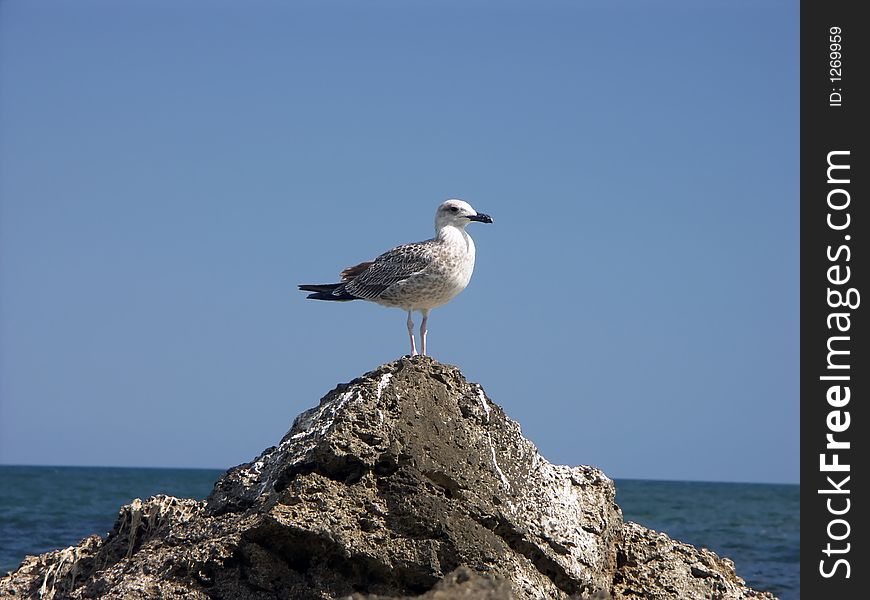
298, 283, 342, 293
298, 283, 358, 301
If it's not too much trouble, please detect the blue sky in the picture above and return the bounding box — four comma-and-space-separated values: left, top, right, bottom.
0, 0, 799, 484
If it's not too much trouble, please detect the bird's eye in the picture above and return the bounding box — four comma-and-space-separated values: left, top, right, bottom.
449, 206, 459, 213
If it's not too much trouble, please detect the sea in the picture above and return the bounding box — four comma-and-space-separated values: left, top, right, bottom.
0, 466, 799, 599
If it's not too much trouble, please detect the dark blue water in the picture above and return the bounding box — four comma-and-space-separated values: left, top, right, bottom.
0, 467, 798, 599
0, 465, 223, 576
615, 479, 799, 600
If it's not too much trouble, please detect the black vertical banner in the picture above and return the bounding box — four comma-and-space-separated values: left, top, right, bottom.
801, 1, 868, 598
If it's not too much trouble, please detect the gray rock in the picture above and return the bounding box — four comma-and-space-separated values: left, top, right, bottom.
0, 357, 777, 600
612, 522, 775, 600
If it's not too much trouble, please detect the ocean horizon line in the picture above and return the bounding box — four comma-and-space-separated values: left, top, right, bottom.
0, 463, 799, 487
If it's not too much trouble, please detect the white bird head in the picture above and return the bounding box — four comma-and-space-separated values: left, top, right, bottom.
434, 199, 494, 230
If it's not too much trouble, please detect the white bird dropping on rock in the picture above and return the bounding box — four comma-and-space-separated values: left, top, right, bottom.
299, 199, 493, 356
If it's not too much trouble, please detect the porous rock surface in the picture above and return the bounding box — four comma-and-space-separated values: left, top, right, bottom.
0, 357, 776, 599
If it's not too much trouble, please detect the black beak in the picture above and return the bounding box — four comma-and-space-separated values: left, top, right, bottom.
467, 212, 493, 224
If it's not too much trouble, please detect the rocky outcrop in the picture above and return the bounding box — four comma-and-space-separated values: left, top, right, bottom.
0, 357, 777, 600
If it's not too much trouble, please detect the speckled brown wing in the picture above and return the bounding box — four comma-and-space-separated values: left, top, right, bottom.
343, 241, 436, 300
340, 261, 375, 282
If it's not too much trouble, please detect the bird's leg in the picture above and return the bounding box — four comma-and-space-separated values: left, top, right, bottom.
406, 311, 418, 356
419, 309, 430, 356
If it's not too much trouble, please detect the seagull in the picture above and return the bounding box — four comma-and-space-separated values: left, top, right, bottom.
299, 199, 493, 356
